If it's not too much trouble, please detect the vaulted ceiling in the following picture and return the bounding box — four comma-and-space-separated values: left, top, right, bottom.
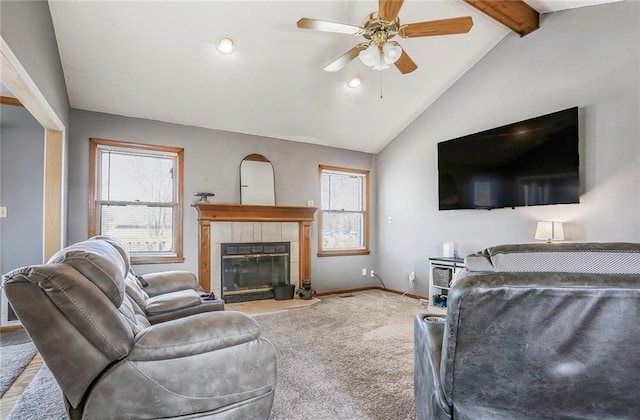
48, 0, 619, 153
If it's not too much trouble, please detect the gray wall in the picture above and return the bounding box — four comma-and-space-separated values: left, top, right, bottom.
68, 110, 378, 292
0, 0, 70, 127
376, 1, 640, 295
0, 105, 45, 273
5, 1, 638, 297
0, 0, 71, 251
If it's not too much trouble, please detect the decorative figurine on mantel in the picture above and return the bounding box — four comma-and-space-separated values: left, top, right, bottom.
194, 192, 215, 202
297, 279, 316, 300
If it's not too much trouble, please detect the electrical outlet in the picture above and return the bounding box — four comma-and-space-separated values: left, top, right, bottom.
362, 268, 367, 276
409, 272, 416, 287
370, 270, 375, 278
0, 207, 6, 218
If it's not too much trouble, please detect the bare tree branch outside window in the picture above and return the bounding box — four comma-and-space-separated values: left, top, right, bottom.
89, 138, 184, 264
318, 165, 370, 257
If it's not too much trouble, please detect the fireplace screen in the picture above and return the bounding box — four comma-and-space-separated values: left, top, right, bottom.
221, 242, 290, 303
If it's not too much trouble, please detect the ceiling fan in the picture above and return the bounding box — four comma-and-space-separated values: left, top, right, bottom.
297, 0, 473, 74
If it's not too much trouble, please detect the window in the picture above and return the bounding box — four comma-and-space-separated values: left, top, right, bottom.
318, 165, 370, 256
89, 138, 184, 264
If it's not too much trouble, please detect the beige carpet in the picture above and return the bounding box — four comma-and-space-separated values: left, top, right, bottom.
258, 289, 425, 419
6, 290, 426, 419
0, 341, 37, 397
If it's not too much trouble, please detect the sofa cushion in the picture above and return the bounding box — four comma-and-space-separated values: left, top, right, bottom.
145, 289, 202, 315
141, 271, 202, 297
130, 311, 262, 360
125, 273, 150, 308
439, 271, 640, 419
119, 294, 151, 334
146, 299, 225, 325
47, 239, 127, 307
464, 242, 640, 274
90, 235, 131, 273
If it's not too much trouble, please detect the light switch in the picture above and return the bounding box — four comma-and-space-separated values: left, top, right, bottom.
0, 207, 6, 218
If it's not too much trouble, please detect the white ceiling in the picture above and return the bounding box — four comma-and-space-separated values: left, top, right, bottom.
48, 0, 620, 154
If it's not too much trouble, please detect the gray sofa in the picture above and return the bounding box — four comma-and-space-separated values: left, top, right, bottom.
415, 242, 640, 420
91, 236, 225, 323
4, 238, 277, 419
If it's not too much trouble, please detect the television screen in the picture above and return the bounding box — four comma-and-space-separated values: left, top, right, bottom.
438, 107, 580, 210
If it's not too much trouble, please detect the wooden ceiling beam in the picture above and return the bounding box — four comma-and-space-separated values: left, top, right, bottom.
464, 0, 540, 37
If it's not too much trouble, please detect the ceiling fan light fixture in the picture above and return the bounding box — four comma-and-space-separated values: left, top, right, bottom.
371, 57, 390, 71
383, 43, 402, 64
297, 1, 474, 75
359, 42, 399, 71
358, 44, 379, 67
216, 36, 236, 54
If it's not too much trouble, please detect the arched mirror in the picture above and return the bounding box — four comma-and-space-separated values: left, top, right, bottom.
240, 154, 275, 205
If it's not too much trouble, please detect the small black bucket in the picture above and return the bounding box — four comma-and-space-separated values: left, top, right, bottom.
273, 284, 295, 300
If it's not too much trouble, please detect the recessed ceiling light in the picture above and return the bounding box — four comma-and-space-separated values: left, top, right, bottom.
347, 76, 362, 88
216, 36, 236, 54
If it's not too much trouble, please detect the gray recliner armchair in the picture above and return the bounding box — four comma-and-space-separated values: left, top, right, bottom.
415, 242, 640, 420
90, 235, 225, 323
4, 238, 277, 419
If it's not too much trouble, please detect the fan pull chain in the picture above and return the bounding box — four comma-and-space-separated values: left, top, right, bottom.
379, 68, 383, 99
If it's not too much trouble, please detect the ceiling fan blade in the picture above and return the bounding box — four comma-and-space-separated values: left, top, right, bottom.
399, 16, 473, 38
378, 0, 404, 22
297, 18, 363, 35
323, 43, 368, 72
395, 48, 417, 74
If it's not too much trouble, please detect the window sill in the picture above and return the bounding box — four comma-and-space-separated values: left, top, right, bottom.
131, 256, 185, 265
317, 250, 370, 257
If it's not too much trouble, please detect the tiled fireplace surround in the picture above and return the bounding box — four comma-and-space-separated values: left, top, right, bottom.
193, 203, 317, 297
210, 221, 300, 297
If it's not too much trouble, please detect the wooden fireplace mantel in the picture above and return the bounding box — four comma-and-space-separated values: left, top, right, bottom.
193, 203, 317, 292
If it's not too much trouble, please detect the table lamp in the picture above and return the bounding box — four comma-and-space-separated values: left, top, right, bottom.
535, 221, 565, 243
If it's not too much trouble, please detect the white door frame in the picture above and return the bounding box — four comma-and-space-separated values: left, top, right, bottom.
1, 36, 66, 263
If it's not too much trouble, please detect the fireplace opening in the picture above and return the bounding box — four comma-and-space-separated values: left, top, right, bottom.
221, 242, 290, 303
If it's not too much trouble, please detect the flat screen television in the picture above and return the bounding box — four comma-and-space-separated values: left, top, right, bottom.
438, 107, 579, 210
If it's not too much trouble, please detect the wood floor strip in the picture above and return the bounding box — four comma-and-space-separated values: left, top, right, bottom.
0, 353, 43, 419
225, 296, 320, 314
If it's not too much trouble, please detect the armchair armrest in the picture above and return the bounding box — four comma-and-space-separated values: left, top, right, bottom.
140, 270, 203, 297
87, 310, 276, 419
414, 314, 452, 420
129, 311, 261, 361
144, 289, 201, 315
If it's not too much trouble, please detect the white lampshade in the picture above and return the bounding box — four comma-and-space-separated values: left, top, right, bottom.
371, 55, 390, 71
535, 221, 565, 243
383, 43, 402, 64
358, 44, 378, 67
359, 42, 399, 71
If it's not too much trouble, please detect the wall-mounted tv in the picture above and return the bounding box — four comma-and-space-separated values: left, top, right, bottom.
438, 107, 579, 210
